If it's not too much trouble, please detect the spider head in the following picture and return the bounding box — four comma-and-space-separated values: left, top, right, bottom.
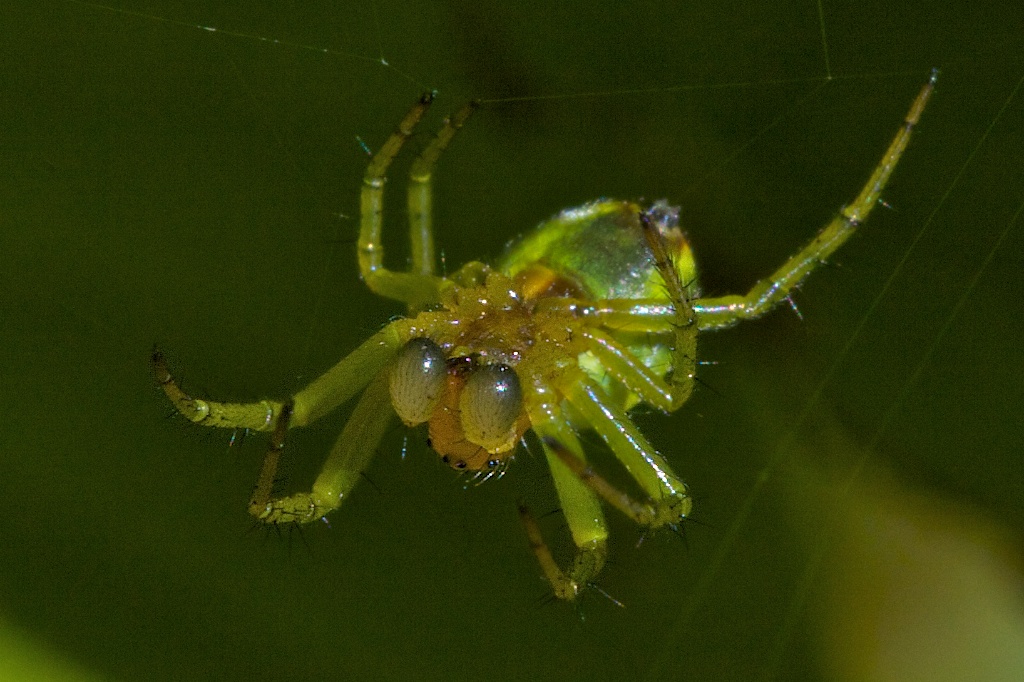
388, 337, 529, 471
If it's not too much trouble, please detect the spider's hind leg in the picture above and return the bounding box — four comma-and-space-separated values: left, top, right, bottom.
522, 405, 609, 601
639, 206, 699, 411
559, 369, 692, 528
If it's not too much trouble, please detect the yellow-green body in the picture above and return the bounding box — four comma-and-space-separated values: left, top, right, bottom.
501, 199, 699, 411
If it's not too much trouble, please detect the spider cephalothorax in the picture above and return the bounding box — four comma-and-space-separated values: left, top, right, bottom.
385, 197, 698, 489
154, 73, 935, 600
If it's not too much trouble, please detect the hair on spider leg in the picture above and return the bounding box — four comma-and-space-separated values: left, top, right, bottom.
245, 516, 315, 557
670, 509, 713, 550
784, 294, 804, 321
287, 521, 312, 556
246, 516, 283, 543
536, 505, 567, 523
670, 522, 689, 551
632, 516, 691, 552
541, 506, 592, 550
516, 434, 544, 469
532, 580, 624, 616
154, 351, 272, 504
227, 427, 250, 449
522, 560, 607, 614
354, 134, 373, 157
358, 470, 384, 496
690, 371, 721, 398
150, 346, 250, 436
168, 408, 235, 449
263, 519, 303, 553
682, 272, 699, 293
533, 589, 562, 609
471, 467, 501, 487
587, 582, 625, 609
519, 495, 629, 609
647, 491, 712, 552
517, 499, 574, 546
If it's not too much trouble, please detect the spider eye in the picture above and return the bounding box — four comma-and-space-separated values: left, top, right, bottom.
459, 364, 523, 450
389, 338, 447, 426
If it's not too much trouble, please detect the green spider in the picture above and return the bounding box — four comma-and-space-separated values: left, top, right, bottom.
153, 73, 935, 600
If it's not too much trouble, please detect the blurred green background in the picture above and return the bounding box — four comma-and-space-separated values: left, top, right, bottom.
2, 1, 1022, 680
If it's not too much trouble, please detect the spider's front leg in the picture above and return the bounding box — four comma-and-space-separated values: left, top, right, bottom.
358, 93, 477, 311
154, 325, 407, 524
521, 399, 609, 601
694, 71, 936, 330
248, 372, 395, 524
152, 326, 401, 432
152, 348, 284, 432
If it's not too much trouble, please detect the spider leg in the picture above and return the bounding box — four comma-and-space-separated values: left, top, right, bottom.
359, 94, 477, 310
249, 399, 293, 519
580, 326, 673, 412
519, 369, 690, 599
694, 71, 936, 331
639, 208, 699, 410
407, 100, 478, 279
152, 348, 282, 431
359, 93, 438, 307
540, 435, 671, 532
522, 398, 608, 601
249, 372, 395, 524
537, 296, 676, 332
152, 325, 403, 433
578, 301, 703, 414
558, 368, 691, 528
288, 324, 406, 426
